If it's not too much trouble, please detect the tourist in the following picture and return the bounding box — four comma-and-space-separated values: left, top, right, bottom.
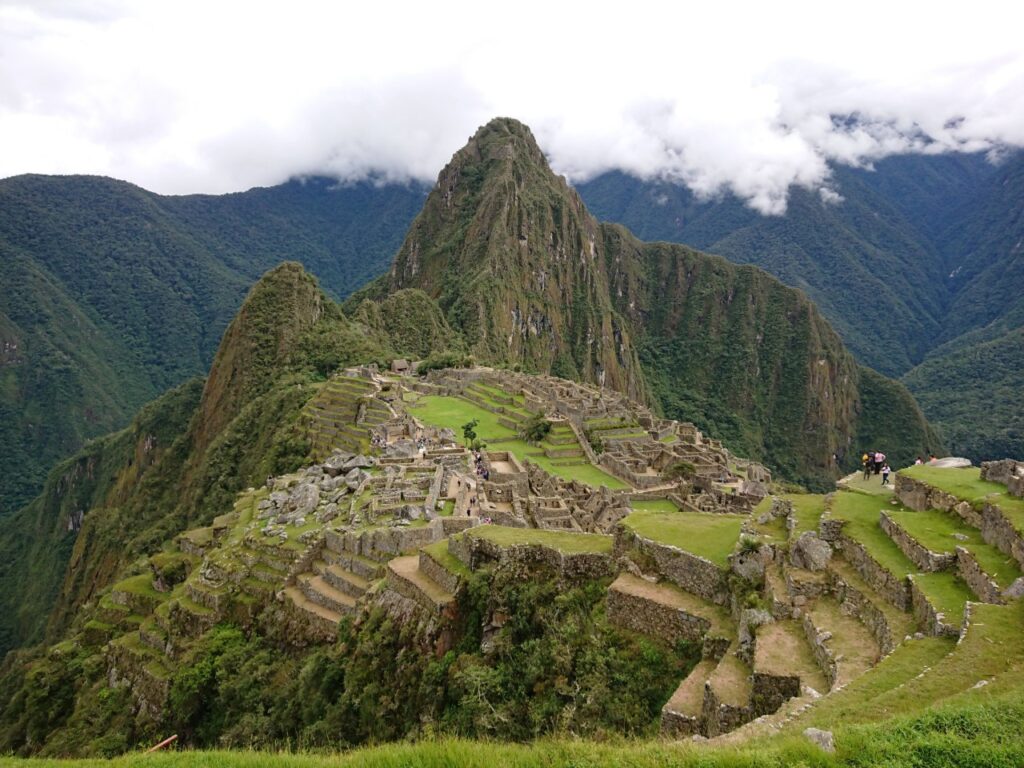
874, 451, 885, 475
915, 456, 923, 465
881, 463, 891, 485
862, 452, 872, 480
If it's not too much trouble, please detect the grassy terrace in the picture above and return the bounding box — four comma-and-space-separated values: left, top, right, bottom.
622, 510, 744, 567
409, 395, 627, 489
421, 540, 471, 578
828, 491, 915, 579
631, 498, 679, 514
912, 572, 975, 626
900, 465, 1024, 530
888, 506, 1020, 587
464, 525, 613, 554
786, 493, 826, 535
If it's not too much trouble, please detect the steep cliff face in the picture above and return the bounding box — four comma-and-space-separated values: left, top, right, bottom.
601, 226, 861, 485
385, 118, 647, 400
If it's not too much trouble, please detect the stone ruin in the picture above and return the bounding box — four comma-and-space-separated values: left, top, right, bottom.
981, 459, 1024, 498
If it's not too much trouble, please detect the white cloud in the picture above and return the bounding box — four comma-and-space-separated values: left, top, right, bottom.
0, 0, 1022, 213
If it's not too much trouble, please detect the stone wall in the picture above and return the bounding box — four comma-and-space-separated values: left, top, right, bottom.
819, 518, 846, 543
895, 475, 982, 527
106, 642, 169, 720
700, 684, 753, 737
751, 672, 800, 717
801, 611, 838, 690
955, 546, 1005, 605
828, 572, 898, 655
452, 532, 615, 584
615, 527, 730, 606
606, 585, 713, 646
979, 503, 1024, 568
908, 575, 960, 638
419, 549, 464, 595
836, 536, 911, 611
879, 511, 956, 572
981, 459, 1024, 497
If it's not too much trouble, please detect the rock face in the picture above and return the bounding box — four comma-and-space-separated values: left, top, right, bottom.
791, 532, 833, 571
804, 727, 836, 753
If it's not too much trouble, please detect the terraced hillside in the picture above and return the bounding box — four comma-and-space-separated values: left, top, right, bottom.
2, 364, 1020, 758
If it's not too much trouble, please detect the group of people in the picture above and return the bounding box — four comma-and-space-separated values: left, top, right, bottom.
861, 450, 892, 485
473, 451, 490, 482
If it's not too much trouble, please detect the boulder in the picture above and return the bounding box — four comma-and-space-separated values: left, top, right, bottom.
1003, 577, 1024, 600
739, 479, 769, 498
345, 468, 369, 491
343, 455, 375, 471
323, 452, 355, 477
803, 727, 835, 753
791, 531, 832, 571
288, 483, 320, 518
930, 457, 972, 468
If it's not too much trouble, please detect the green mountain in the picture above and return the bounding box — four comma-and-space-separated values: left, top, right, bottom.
0, 175, 426, 516
359, 118, 935, 486
576, 152, 1023, 461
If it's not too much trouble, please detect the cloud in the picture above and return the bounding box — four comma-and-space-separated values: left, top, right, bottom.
0, 0, 1022, 213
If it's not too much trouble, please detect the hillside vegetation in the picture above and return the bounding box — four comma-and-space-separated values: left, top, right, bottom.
577, 152, 1024, 462
0, 175, 425, 517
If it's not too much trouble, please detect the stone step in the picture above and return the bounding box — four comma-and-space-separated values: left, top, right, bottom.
315, 561, 370, 598
752, 619, 829, 714
661, 658, 719, 737
828, 556, 916, 655
283, 586, 343, 639
299, 573, 356, 616
386, 555, 455, 614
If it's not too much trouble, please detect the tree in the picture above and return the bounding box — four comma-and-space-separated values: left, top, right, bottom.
462, 419, 479, 446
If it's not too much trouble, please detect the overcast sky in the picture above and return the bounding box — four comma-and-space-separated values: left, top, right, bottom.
2, 0, 1022, 213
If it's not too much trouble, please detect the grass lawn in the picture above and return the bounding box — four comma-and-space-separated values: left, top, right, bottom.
828, 491, 916, 579
912, 572, 974, 626
631, 499, 679, 513
421, 540, 471, 578
465, 525, 613, 554
888, 507, 1020, 587
790, 636, 955, 729
840, 472, 895, 497
785, 494, 826, 535
899, 466, 1024, 529
411, 395, 627, 489
622, 510, 744, 567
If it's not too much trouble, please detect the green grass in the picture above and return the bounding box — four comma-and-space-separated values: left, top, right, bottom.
913, 572, 974, 627
465, 525, 613, 554
112, 574, 162, 599
888, 507, 1020, 587
421, 540, 472, 578
840, 471, 895, 496
411, 395, 626, 489
631, 499, 679, 514
622, 510, 744, 567
439, 499, 455, 517
785, 493, 826, 535
828, 491, 915, 579
792, 637, 955, 729
899, 465, 1024, 529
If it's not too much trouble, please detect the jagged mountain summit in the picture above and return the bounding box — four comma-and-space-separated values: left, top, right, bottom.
356, 118, 935, 488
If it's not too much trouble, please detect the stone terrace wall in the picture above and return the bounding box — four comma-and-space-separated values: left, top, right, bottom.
828, 571, 899, 655
879, 511, 957, 572
836, 536, 911, 611
751, 672, 801, 717
614, 527, 730, 606
418, 550, 464, 595
451, 532, 615, 583
895, 475, 982, 527
955, 546, 1005, 605
701, 684, 752, 737
979, 503, 1024, 568
981, 460, 1024, 497
908, 575, 960, 638
801, 611, 838, 689
606, 586, 713, 646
